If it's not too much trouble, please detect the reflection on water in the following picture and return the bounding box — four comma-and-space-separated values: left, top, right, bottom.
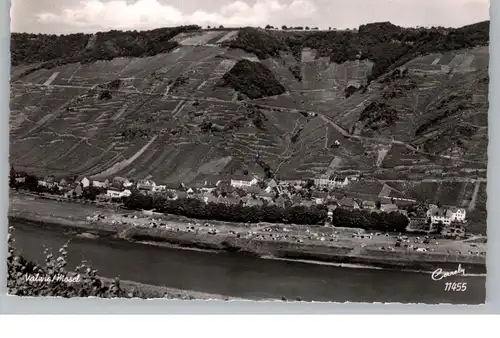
10, 220, 485, 304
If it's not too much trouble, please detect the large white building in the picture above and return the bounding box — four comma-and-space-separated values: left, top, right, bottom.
92, 179, 109, 188
106, 189, 131, 198
278, 180, 305, 187
314, 176, 349, 188
426, 206, 467, 225
137, 179, 156, 191
449, 207, 467, 222
230, 177, 258, 188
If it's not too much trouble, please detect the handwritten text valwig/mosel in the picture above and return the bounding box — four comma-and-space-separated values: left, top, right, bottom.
24, 273, 81, 283
431, 264, 466, 281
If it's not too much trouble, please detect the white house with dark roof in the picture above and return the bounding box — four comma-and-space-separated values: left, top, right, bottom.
314, 175, 349, 188
362, 200, 377, 210
427, 207, 452, 225
380, 203, 399, 213
112, 176, 133, 188
449, 207, 467, 222
154, 184, 166, 192
427, 206, 466, 225
106, 188, 122, 198
278, 179, 305, 188
81, 177, 90, 188
106, 188, 131, 198
137, 179, 156, 191
15, 176, 26, 184
337, 197, 360, 210
230, 175, 258, 188
38, 175, 58, 188
92, 179, 109, 188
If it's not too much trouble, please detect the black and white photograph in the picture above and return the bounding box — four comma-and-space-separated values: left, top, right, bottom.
7, 0, 490, 304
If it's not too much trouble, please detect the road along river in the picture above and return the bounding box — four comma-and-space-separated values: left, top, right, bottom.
10, 219, 485, 304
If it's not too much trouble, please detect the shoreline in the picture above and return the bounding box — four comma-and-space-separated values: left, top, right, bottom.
98, 277, 240, 300
8, 211, 487, 274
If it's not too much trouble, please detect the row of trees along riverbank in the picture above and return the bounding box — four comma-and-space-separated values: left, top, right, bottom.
123, 191, 409, 232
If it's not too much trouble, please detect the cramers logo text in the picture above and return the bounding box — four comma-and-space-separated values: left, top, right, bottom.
24, 273, 81, 283
431, 264, 466, 281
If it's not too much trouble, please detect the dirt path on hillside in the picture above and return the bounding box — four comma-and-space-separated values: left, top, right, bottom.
468, 181, 481, 211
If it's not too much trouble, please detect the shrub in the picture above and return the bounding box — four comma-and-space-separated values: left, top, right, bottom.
288, 65, 302, 82
7, 226, 131, 298
344, 85, 358, 98
358, 101, 399, 131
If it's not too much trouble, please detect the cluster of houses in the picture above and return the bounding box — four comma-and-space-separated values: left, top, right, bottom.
408, 203, 468, 234
33, 173, 391, 211
37, 175, 140, 199
425, 204, 467, 231
32, 172, 468, 232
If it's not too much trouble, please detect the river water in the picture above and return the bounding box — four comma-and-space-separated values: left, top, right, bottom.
10, 220, 486, 304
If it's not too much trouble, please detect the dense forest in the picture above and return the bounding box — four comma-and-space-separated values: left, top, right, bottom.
11, 21, 489, 83
223, 21, 490, 81
10, 25, 200, 67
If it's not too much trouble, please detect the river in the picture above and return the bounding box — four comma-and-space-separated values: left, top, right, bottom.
10, 220, 486, 304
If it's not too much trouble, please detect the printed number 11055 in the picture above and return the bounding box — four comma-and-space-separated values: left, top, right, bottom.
444, 282, 467, 292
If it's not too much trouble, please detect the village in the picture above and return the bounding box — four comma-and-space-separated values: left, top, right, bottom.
10, 169, 469, 237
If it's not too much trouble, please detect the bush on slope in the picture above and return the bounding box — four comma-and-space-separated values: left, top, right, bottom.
217, 59, 286, 99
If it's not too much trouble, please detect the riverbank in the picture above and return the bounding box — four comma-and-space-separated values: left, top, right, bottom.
99, 277, 237, 300
9, 192, 487, 273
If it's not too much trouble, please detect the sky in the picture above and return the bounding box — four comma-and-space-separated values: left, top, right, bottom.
10, 0, 490, 34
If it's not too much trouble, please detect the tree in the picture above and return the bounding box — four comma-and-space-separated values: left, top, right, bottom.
9, 164, 16, 187
24, 174, 39, 191
436, 221, 444, 234
304, 179, 314, 189
82, 187, 98, 201
219, 25, 224, 29
235, 188, 247, 198
282, 25, 288, 30
305, 26, 310, 30
265, 25, 272, 30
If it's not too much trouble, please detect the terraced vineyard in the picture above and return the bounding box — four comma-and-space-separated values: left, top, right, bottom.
9, 23, 489, 208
